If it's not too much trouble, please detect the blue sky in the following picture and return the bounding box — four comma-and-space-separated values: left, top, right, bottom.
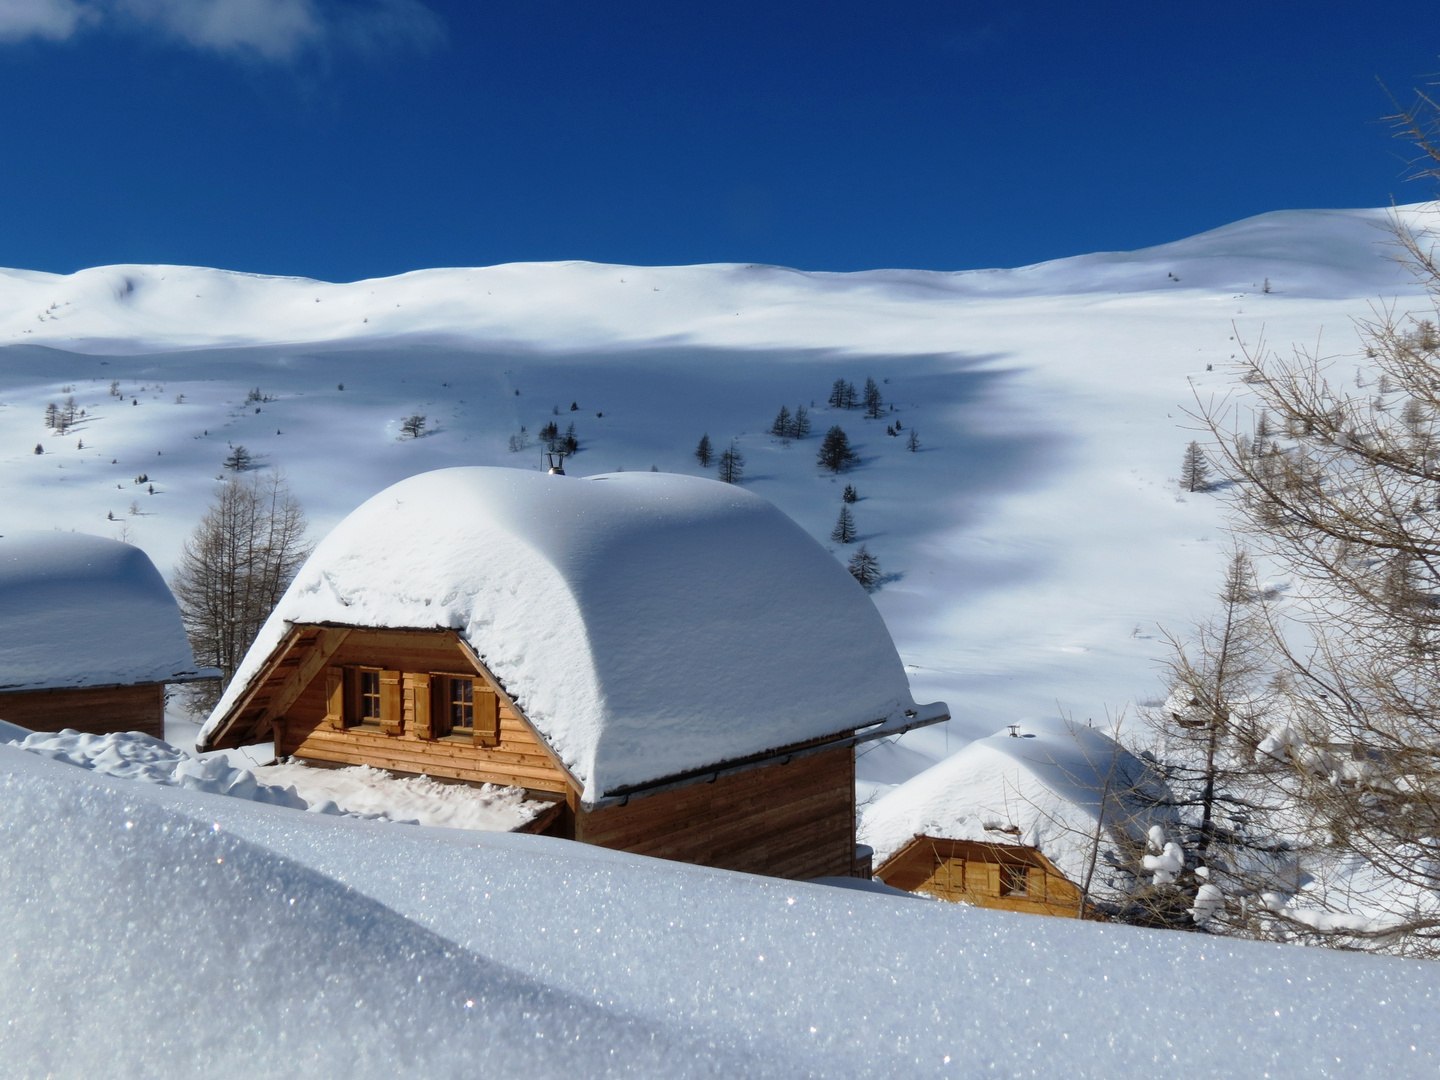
0, 0, 1436, 280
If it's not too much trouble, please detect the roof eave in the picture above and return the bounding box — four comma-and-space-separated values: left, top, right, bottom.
585, 700, 949, 811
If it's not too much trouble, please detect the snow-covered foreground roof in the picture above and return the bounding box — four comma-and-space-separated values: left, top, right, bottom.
5, 742, 1438, 1078
861, 718, 1169, 892
204, 467, 931, 800
0, 531, 207, 693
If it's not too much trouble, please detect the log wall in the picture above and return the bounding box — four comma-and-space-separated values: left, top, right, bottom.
876, 836, 1091, 918
0, 682, 165, 738
276, 629, 574, 798
577, 746, 857, 880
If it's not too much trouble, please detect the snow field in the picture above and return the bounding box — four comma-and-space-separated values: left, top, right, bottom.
0, 206, 1432, 800
5, 742, 1439, 1078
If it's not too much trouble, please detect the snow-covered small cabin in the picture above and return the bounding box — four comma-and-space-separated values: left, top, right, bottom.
0, 532, 214, 737
199, 467, 947, 879
859, 718, 1167, 916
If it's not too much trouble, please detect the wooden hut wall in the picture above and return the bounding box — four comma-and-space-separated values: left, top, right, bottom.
0, 682, 165, 738
877, 836, 1090, 918
577, 746, 857, 881
275, 629, 575, 799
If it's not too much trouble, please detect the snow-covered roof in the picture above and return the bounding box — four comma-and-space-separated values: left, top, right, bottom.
203, 467, 935, 801
0, 531, 208, 693
860, 718, 1170, 894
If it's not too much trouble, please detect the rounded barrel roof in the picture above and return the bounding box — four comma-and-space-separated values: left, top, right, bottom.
0, 531, 203, 693
860, 718, 1170, 892
206, 467, 918, 800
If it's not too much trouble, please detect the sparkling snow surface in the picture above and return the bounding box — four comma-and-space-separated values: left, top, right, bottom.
0, 531, 201, 692
4, 743, 1438, 1078
860, 717, 1169, 899
205, 467, 919, 798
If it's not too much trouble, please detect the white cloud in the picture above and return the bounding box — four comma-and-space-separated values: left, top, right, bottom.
0, 0, 92, 42
0, 0, 442, 59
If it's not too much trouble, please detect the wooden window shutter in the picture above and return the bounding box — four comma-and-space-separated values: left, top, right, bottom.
407, 672, 433, 740
325, 667, 345, 729
429, 675, 448, 738
380, 669, 403, 735
473, 685, 499, 748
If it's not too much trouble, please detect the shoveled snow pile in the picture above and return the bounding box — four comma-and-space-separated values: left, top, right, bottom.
0, 531, 206, 692
860, 717, 1169, 899
204, 467, 934, 802
10, 727, 309, 809
7, 727, 547, 831
5, 741, 1440, 1078
254, 760, 547, 831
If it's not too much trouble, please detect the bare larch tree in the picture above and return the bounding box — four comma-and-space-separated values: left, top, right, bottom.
172, 472, 312, 715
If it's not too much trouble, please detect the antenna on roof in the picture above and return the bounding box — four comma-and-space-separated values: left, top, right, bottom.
1008, 723, 1021, 738
544, 451, 567, 476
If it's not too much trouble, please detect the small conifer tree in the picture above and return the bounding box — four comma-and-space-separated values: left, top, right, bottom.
694, 433, 714, 467
771, 405, 792, 439
842, 484, 857, 503
906, 428, 920, 452
792, 404, 811, 439
827, 379, 848, 409
1181, 440, 1210, 492
818, 426, 859, 473
400, 414, 427, 439
831, 505, 857, 544
717, 441, 745, 484
863, 376, 883, 419
847, 545, 880, 589
223, 445, 253, 472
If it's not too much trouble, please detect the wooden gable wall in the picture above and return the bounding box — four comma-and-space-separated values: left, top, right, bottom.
876, 836, 1093, 918
268, 627, 577, 801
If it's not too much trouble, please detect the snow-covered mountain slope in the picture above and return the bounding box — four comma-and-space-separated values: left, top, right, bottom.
6, 742, 1438, 1079
1, 204, 1434, 799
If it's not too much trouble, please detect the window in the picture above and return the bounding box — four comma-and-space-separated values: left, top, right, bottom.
359, 668, 382, 724
432, 672, 499, 746
448, 677, 474, 733
999, 863, 1030, 897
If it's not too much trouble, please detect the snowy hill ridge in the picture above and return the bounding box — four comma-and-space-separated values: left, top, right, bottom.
2, 204, 1429, 355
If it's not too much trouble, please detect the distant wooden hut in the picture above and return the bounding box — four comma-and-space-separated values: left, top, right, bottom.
860, 719, 1167, 917
0, 532, 215, 737
199, 467, 947, 879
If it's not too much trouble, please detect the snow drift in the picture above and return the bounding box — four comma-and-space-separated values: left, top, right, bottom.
5, 741, 1440, 1078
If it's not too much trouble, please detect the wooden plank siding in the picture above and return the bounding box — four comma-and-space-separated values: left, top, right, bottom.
0, 682, 165, 738
577, 746, 857, 880
276, 629, 576, 798
876, 836, 1095, 919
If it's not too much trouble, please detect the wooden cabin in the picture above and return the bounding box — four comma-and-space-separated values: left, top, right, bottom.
875, 836, 1094, 918
862, 718, 1168, 917
0, 531, 215, 737
200, 467, 948, 880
